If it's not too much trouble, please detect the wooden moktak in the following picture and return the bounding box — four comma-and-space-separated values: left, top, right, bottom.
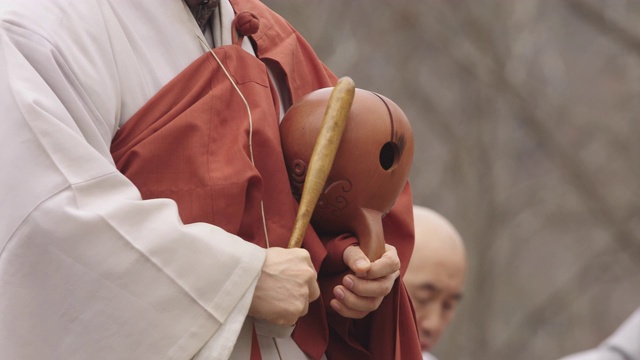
282, 77, 414, 261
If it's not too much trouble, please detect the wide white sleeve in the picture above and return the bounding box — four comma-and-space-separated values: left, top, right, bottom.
603, 307, 640, 359
0, 16, 265, 360
558, 308, 640, 360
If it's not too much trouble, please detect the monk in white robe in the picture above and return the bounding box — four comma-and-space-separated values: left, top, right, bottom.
0, 1, 411, 359
0, 1, 309, 359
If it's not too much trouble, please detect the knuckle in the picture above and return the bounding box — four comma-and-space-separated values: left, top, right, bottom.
303, 268, 317, 282
310, 286, 320, 301
306, 265, 316, 276
382, 283, 393, 295
282, 316, 296, 326
289, 302, 304, 317
364, 299, 379, 313
350, 311, 367, 319
391, 257, 401, 271
385, 275, 398, 293
292, 248, 308, 259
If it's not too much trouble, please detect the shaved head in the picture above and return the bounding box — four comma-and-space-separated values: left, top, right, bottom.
405, 205, 466, 353
412, 206, 465, 262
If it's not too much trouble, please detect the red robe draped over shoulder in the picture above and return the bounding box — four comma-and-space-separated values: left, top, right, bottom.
110, 1, 421, 359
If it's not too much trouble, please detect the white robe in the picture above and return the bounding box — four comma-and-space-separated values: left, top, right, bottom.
559, 307, 640, 360
0, 1, 267, 359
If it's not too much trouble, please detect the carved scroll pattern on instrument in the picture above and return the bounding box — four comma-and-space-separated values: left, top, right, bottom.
289, 159, 352, 217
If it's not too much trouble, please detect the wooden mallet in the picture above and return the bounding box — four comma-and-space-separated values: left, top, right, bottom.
287, 77, 356, 249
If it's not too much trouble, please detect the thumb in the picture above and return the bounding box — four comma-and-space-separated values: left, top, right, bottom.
344, 245, 371, 276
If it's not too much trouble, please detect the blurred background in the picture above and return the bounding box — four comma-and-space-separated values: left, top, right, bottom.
264, 0, 640, 359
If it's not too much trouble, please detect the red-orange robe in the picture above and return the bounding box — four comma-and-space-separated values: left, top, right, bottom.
111, 0, 421, 359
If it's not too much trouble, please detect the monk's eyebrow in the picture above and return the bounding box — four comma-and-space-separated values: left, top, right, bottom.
419, 283, 439, 293
419, 284, 464, 302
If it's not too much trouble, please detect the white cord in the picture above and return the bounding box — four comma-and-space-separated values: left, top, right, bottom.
200, 40, 271, 248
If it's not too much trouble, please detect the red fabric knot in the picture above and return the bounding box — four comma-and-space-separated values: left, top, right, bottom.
235, 11, 260, 36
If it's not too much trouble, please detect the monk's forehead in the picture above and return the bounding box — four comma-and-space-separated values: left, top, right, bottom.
413, 225, 464, 259
405, 249, 466, 290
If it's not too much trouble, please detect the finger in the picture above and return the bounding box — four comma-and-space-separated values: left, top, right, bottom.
301, 249, 316, 269
279, 307, 306, 326
295, 249, 320, 301
301, 298, 310, 318
291, 248, 315, 268
332, 285, 382, 314
330, 298, 369, 319
343, 245, 371, 276
308, 279, 321, 302
343, 271, 399, 298
361, 244, 400, 279
274, 301, 305, 326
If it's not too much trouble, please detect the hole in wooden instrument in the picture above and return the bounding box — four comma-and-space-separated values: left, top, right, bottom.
379, 141, 399, 171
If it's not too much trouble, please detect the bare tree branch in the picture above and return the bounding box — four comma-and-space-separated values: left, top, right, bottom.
565, 0, 640, 57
